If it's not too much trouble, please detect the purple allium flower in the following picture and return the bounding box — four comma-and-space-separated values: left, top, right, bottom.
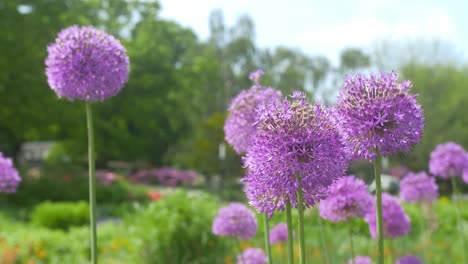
319, 175, 373, 222
0, 153, 21, 193
429, 142, 468, 179
224, 70, 282, 154
237, 248, 267, 264
249, 69, 265, 83
400, 171, 438, 203
243, 91, 348, 216
365, 193, 410, 238
336, 72, 424, 160
395, 255, 423, 264
212, 203, 257, 240
269, 223, 289, 244
45, 25, 129, 101
348, 256, 373, 264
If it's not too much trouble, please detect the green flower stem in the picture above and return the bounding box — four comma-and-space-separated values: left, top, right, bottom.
86, 102, 98, 264
296, 173, 305, 264
318, 216, 332, 264
374, 153, 384, 264
286, 200, 295, 264
348, 223, 355, 264
263, 213, 273, 264
451, 177, 467, 264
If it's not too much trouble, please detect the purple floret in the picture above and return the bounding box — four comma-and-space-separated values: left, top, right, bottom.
365, 193, 410, 239
45, 25, 129, 101
429, 142, 468, 179
400, 171, 438, 203
319, 175, 373, 222
348, 256, 373, 264
237, 248, 267, 264
269, 223, 289, 244
243, 91, 348, 216
224, 70, 282, 154
0, 153, 21, 193
336, 72, 424, 160
212, 203, 257, 240
395, 255, 423, 264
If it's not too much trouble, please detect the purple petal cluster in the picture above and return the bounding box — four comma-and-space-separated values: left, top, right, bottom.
0, 153, 21, 193
131, 167, 199, 186
336, 72, 424, 160
395, 255, 423, 264
45, 25, 129, 101
429, 142, 468, 179
243, 91, 348, 216
400, 171, 438, 203
319, 175, 373, 222
224, 70, 282, 154
269, 223, 289, 244
348, 256, 373, 264
212, 203, 257, 240
237, 248, 267, 264
365, 193, 410, 238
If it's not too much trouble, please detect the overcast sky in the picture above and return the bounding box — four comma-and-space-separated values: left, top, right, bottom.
158, 0, 468, 64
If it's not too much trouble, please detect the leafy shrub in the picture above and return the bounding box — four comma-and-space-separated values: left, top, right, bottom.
127, 189, 228, 263
31, 201, 89, 230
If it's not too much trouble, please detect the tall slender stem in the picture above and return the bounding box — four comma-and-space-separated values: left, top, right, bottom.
374, 153, 384, 264
263, 213, 273, 264
348, 223, 355, 264
86, 102, 98, 264
286, 200, 295, 264
296, 173, 305, 264
318, 216, 331, 264
451, 177, 467, 264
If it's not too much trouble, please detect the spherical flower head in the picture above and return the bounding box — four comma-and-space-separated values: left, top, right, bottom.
0, 153, 21, 193
336, 72, 424, 160
319, 175, 373, 222
400, 171, 438, 203
365, 193, 410, 238
269, 223, 289, 244
212, 202, 257, 240
224, 70, 282, 154
429, 142, 468, 179
396, 255, 423, 264
348, 256, 373, 264
45, 25, 129, 101
243, 91, 349, 216
237, 248, 267, 264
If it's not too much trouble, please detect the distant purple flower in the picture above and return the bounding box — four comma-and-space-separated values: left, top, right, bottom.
224, 70, 282, 154
45, 25, 129, 101
130, 167, 199, 186
96, 170, 118, 186
243, 91, 348, 216
429, 142, 468, 179
396, 255, 423, 264
269, 223, 289, 244
365, 193, 410, 238
319, 175, 373, 222
0, 153, 21, 193
212, 203, 257, 240
336, 72, 424, 160
400, 171, 438, 203
348, 256, 373, 264
237, 248, 267, 264
249, 69, 265, 84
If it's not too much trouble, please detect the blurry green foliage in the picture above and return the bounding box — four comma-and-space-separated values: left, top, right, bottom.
31, 201, 89, 230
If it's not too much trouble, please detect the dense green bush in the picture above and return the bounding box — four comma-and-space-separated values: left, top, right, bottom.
31, 201, 89, 230
126, 189, 229, 264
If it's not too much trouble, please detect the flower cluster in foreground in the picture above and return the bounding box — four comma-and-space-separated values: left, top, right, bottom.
365, 193, 410, 238
319, 175, 373, 222
237, 248, 267, 264
243, 91, 348, 216
212, 203, 257, 240
336, 72, 424, 160
45, 25, 129, 101
0, 153, 21, 193
400, 171, 438, 203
